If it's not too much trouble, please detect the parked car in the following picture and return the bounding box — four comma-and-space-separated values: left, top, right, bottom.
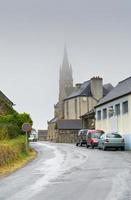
76, 129, 88, 146
98, 132, 125, 151
86, 130, 104, 148
28, 134, 38, 142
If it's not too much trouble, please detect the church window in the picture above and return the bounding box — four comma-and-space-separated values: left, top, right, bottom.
75, 99, 77, 117
66, 101, 69, 117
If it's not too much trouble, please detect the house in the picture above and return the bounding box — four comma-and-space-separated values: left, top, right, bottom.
64, 77, 113, 129
48, 118, 82, 142
95, 77, 131, 149
0, 90, 14, 115
80, 109, 95, 129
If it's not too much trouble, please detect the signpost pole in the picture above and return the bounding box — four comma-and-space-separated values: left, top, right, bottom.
22, 123, 32, 153
26, 131, 28, 152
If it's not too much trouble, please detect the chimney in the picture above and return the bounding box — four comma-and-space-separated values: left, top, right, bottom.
91, 76, 103, 100
75, 83, 82, 90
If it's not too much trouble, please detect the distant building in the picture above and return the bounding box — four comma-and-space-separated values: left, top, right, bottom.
47, 46, 78, 142
64, 77, 113, 129
48, 119, 82, 143
54, 46, 74, 119
95, 77, 131, 149
47, 48, 113, 142
38, 130, 48, 141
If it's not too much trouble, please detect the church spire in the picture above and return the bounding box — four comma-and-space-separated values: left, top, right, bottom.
59, 46, 74, 102
62, 45, 70, 71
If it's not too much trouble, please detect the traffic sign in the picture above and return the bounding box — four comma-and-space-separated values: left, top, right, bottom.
22, 123, 32, 132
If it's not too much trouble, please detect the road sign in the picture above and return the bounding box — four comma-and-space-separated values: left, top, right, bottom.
22, 123, 32, 152
22, 123, 32, 132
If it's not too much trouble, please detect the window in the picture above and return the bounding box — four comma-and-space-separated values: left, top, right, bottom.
103, 108, 107, 119
75, 99, 77, 116
122, 101, 128, 114
108, 106, 114, 118
115, 104, 120, 116
106, 133, 122, 138
66, 101, 69, 117
97, 110, 101, 120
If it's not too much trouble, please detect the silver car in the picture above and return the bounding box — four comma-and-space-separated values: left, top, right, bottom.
98, 132, 125, 151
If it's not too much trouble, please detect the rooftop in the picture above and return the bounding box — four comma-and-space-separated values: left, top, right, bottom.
96, 77, 131, 107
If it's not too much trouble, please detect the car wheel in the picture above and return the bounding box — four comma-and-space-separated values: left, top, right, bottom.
79, 141, 83, 147
86, 143, 89, 148
103, 145, 107, 151
76, 143, 79, 146
121, 147, 125, 151
91, 143, 94, 149
78, 142, 82, 147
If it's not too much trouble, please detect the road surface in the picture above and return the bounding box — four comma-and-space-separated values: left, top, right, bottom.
0, 142, 131, 200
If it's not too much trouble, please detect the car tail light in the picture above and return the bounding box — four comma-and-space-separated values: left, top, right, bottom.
105, 139, 109, 143
92, 138, 98, 142
122, 138, 124, 143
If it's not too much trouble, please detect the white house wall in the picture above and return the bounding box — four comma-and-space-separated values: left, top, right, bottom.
96, 94, 131, 149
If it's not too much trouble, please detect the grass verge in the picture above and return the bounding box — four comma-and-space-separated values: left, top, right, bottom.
0, 136, 37, 177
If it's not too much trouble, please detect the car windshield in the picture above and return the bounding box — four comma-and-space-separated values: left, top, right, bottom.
78, 130, 87, 136
106, 133, 122, 138
91, 132, 103, 138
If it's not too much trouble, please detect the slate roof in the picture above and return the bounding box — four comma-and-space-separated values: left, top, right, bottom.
57, 119, 82, 130
96, 77, 131, 107
48, 117, 58, 123
80, 109, 95, 118
64, 80, 113, 101
0, 90, 14, 106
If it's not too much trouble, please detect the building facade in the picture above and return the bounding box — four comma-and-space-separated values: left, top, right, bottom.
64, 77, 113, 121
54, 46, 74, 119
47, 47, 76, 142
95, 77, 131, 149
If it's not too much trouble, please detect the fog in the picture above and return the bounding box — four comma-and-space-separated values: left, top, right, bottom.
0, 0, 131, 129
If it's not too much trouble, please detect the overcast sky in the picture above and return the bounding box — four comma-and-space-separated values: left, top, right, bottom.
0, 0, 131, 129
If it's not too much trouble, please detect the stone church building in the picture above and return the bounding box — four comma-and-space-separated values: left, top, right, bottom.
47, 47, 113, 142
47, 47, 82, 142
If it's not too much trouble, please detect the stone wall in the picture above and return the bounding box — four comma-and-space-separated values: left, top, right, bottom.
56, 129, 79, 143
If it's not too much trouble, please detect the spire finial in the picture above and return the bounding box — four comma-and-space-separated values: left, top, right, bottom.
62, 44, 69, 69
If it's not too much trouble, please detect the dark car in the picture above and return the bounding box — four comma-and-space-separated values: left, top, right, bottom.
86, 130, 104, 149
76, 129, 88, 146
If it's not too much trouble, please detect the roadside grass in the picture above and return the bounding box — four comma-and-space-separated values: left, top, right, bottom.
0, 136, 37, 177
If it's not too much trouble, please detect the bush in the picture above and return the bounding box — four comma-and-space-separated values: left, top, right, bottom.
0, 136, 28, 166
0, 113, 33, 140
0, 123, 20, 140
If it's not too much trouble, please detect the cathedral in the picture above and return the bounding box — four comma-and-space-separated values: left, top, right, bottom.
47, 47, 113, 142
54, 46, 74, 119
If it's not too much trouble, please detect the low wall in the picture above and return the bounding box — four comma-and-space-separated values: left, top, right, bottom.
56, 129, 79, 143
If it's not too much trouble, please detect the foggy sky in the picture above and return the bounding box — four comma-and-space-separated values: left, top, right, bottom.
0, 0, 131, 129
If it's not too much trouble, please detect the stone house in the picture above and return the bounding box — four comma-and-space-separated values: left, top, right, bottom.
64, 77, 113, 129
80, 109, 95, 129
48, 118, 82, 143
95, 77, 131, 149
0, 90, 14, 115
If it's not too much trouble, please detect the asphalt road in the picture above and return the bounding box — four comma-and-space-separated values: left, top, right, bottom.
0, 142, 131, 200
